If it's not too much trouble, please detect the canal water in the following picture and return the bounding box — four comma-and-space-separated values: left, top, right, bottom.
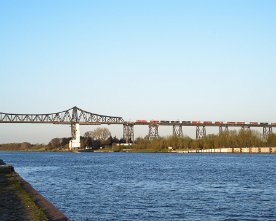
0, 152, 275, 221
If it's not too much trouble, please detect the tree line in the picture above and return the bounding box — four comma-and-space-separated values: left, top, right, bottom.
132, 129, 276, 152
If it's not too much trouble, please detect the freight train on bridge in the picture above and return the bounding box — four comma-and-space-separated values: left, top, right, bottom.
134, 120, 276, 126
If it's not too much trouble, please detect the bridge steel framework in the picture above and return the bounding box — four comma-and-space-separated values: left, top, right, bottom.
0, 106, 124, 125
196, 126, 206, 139
148, 124, 159, 140
173, 125, 183, 137
263, 126, 273, 140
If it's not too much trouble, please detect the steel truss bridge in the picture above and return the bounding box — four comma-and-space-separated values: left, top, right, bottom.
0, 106, 275, 149
0, 106, 123, 125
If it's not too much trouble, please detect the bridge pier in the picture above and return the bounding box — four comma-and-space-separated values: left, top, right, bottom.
149, 124, 159, 140
219, 126, 229, 135
123, 123, 134, 143
173, 125, 183, 137
69, 123, 80, 150
196, 126, 206, 139
263, 126, 272, 140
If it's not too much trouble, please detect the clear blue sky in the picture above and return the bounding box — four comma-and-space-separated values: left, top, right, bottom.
1, 0, 276, 143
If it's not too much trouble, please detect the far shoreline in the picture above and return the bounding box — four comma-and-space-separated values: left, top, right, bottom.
1, 147, 276, 154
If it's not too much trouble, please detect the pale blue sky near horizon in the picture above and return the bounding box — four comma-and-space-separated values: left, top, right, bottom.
1, 0, 276, 143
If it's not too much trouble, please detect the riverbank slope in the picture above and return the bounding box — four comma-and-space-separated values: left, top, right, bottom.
0, 159, 70, 221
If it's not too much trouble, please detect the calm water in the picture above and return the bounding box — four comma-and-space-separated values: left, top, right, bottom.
0, 152, 275, 221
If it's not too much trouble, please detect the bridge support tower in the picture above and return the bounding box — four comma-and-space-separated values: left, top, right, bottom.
173, 125, 183, 137
219, 126, 229, 135
263, 126, 272, 140
196, 126, 206, 139
123, 123, 134, 143
149, 124, 159, 140
69, 123, 80, 150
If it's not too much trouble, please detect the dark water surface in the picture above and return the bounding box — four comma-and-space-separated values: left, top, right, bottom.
0, 152, 275, 221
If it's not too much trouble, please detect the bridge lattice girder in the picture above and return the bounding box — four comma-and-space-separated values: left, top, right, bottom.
0, 106, 124, 125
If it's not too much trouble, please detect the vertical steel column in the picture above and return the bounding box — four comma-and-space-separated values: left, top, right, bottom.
224, 125, 229, 134
148, 124, 159, 140
263, 126, 272, 140
219, 126, 229, 135
196, 126, 206, 139
225, 126, 229, 133
219, 126, 223, 135
173, 125, 183, 137
123, 123, 134, 143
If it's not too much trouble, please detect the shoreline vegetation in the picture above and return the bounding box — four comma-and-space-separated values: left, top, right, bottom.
1, 128, 276, 153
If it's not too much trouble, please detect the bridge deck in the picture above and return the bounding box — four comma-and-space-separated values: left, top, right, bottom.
130, 122, 276, 127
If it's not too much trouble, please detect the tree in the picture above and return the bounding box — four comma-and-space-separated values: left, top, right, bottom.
84, 127, 111, 141
61, 138, 70, 146
20, 142, 31, 149
266, 133, 276, 146
101, 136, 113, 146
48, 138, 62, 147
112, 136, 120, 144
